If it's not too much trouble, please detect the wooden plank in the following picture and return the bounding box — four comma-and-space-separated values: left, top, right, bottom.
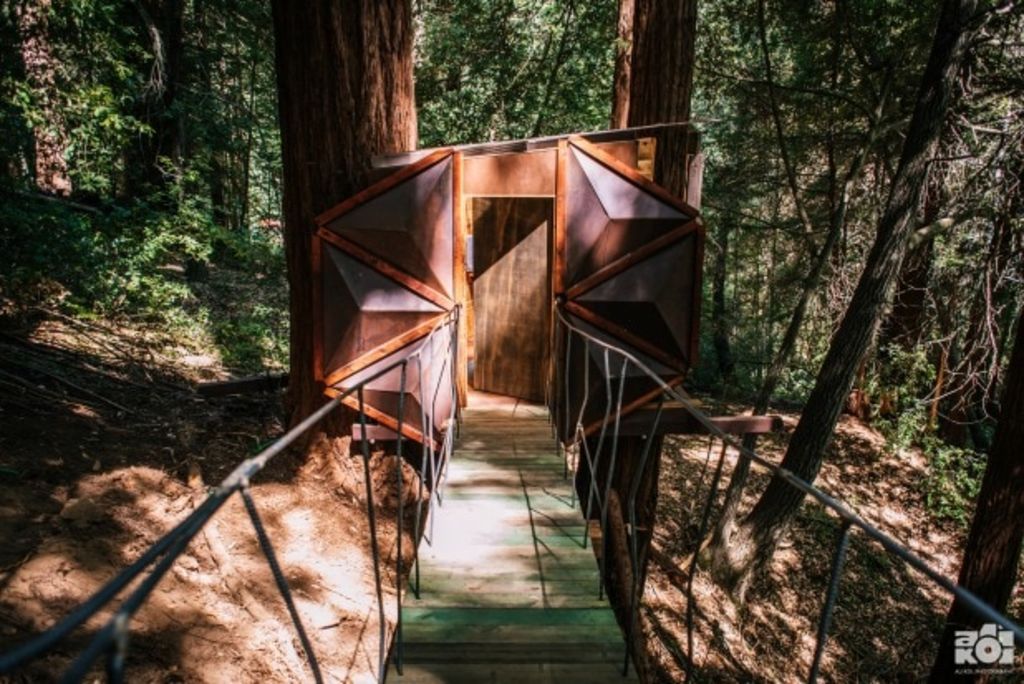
402, 397, 629, 676
615, 408, 784, 436
463, 149, 556, 197
452, 151, 470, 408
403, 607, 618, 627
554, 140, 567, 297
392, 662, 637, 682
312, 233, 324, 383
471, 198, 552, 402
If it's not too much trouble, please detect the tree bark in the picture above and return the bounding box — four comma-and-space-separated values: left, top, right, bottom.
609, 0, 634, 129
593, 0, 697, 664
626, 0, 698, 198
704, 0, 982, 598
271, 0, 416, 438
130, 0, 185, 192
711, 221, 736, 387
930, 305, 1024, 682
15, 0, 71, 195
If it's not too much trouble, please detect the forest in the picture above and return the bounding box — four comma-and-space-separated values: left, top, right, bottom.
0, 0, 1022, 682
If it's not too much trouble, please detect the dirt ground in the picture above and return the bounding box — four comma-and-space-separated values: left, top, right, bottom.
638, 410, 1024, 683
0, 312, 420, 683
3, 310, 1022, 683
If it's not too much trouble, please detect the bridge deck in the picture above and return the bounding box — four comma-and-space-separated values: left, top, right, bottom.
389, 392, 636, 682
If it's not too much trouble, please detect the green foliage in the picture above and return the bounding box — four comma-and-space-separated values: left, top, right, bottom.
0, 0, 285, 373
921, 436, 985, 525
415, 0, 616, 146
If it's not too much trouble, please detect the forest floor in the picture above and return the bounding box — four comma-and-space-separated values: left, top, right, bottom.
639, 406, 1024, 682
3, 310, 1022, 682
0, 310, 418, 683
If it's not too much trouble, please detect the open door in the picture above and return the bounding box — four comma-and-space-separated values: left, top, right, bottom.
313, 149, 460, 448
555, 136, 704, 440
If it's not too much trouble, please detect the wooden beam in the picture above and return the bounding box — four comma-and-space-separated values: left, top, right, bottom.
322, 314, 444, 389
196, 373, 289, 397
563, 301, 687, 374
615, 408, 784, 437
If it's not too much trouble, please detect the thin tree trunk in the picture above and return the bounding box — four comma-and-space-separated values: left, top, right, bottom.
271, 0, 416, 446
711, 222, 736, 387
930, 305, 1024, 682
705, 0, 982, 598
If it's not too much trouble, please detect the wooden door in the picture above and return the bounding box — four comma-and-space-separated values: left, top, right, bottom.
470, 197, 553, 402
313, 150, 459, 447
554, 137, 704, 441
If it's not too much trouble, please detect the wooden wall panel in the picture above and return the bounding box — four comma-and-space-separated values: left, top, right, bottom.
471, 197, 553, 401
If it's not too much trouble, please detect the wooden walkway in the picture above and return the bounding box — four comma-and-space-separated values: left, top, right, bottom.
388, 392, 636, 683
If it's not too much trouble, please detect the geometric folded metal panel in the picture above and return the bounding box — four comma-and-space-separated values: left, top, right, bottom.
314, 149, 457, 448
556, 137, 703, 440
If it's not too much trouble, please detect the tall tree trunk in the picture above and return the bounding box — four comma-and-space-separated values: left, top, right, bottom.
15, 0, 71, 195
609, 0, 634, 129
271, 0, 416, 441
701, 0, 884, 579
930, 305, 1024, 682
131, 0, 185, 192
626, 0, 698, 198
597, 1, 697, 675
705, 0, 982, 598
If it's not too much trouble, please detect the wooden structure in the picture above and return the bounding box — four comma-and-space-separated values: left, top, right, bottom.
312, 124, 706, 446
391, 393, 638, 682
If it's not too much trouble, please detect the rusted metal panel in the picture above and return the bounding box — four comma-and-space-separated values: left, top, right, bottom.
314, 152, 456, 447
463, 150, 556, 197
553, 136, 704, 441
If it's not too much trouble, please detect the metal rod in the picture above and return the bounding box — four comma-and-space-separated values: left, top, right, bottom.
241, 487, 324, 684
685, 440, 727, 681
358, 387, 387, 682
598, 356, 629, 601
808, 522, 852, 683
394, 361, 407, 676
553, 306, 1024, 644
623, 397, 664, 676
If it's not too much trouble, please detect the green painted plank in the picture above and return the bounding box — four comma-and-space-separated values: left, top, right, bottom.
403, 607, 618, 627
400, 622, 623, 644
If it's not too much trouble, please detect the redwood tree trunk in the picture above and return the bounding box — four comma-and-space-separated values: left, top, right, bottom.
598, 1, 697, 675
930, 306, 1024, 681
271, 0, 416, 433
705, 0, 981, 597
609, 0, 634, 129
15, 0, 71, 195
626, 0, 698, 198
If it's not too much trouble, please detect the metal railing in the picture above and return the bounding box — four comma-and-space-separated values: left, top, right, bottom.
551, 305, 1024, 680
0, 307, 460, 683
